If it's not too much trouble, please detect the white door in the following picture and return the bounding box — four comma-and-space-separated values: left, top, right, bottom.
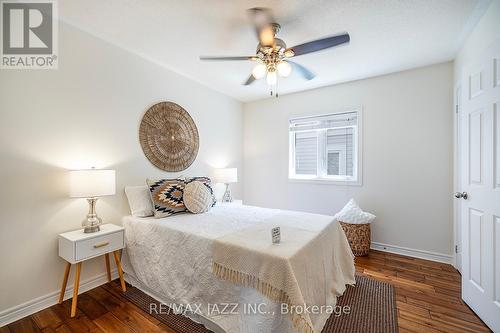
459, 42, 500, 332
454, 84, 462, 273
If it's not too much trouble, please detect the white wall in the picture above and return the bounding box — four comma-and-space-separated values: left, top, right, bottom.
243, 62, 454, 256
454, 0, 500, 80
0, 22, 243, 314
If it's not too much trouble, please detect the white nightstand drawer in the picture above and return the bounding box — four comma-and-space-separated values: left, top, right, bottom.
59, 224, 125, 264
75, 230, 124, 261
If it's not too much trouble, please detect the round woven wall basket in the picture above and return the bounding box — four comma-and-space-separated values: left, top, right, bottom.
339, 222, 371, 256
139, 102, 199, 172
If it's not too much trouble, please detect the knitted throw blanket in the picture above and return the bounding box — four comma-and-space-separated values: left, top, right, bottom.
212, 215, 356, 333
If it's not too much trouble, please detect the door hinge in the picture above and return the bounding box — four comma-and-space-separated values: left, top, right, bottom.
455, 105, 459, 113
455, 245, 459, 253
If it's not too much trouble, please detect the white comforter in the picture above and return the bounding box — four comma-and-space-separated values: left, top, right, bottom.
122, 204, 354, 333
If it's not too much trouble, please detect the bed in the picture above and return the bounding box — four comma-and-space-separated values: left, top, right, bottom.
121, 203, 355, 333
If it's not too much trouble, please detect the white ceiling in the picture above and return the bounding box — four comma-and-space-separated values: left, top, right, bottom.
60, 0, 490, 102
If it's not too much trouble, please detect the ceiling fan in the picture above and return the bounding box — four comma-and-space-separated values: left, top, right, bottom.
200, 7, 350, 96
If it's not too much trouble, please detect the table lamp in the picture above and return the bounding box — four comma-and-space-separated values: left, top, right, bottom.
214, 168, 237, 202
69, 169, 116, 233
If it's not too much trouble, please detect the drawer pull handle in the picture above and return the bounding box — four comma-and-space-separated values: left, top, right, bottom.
93, 241, 109, 248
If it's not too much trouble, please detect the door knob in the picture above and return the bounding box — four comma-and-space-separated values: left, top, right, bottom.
454, 192, 468, 200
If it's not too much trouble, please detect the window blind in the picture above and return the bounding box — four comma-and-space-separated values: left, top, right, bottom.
327, 127, 354, 176
327, 151, 340, 175
294, 131, 317, 175
289, 111, 357, 132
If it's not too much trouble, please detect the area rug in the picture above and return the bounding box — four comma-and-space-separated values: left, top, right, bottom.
123, 274, 398, 333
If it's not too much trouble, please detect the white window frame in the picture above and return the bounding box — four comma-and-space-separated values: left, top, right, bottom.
288, 107, 363, 186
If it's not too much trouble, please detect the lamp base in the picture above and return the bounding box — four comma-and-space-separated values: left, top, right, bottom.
82, 198, 103, 233
84, 225, 101, 233
222, 183, 233, 203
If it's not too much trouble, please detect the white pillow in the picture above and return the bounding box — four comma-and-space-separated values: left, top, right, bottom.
334, 199, 375, 224
125, 185, 154, 217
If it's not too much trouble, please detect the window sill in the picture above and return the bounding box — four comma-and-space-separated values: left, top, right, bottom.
288, 178, 362, 186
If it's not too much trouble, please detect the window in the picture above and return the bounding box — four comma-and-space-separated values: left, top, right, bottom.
289, 109, 361, 184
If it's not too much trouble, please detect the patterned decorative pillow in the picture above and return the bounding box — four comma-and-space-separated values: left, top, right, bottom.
147, 178, 187, 218
183, 181, 213, 214
185, 176, 216, 206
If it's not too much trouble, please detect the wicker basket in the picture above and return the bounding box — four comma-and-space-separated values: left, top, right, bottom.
339, 221, 371, 256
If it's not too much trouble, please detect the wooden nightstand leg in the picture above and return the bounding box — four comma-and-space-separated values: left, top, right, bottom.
104, 253, 111, 282
113, 250, 126, 292
70, 262, 82, 318
58, 262, 71, 304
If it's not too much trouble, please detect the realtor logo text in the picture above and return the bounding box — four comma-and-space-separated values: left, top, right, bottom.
1, 0, 58, 69
150, 302, 351, 317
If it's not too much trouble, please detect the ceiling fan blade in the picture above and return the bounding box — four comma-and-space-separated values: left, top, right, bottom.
243, 74, 256, 85
248, 7, 275, 46
199, 56, 256, 61
288, 61, 315, 80
286, 33, 350, 57
248, 7, 273, 25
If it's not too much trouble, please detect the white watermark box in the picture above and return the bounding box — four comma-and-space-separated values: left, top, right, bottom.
1, 0, 58, 69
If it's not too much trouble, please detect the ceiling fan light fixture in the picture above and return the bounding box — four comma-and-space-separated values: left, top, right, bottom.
259, 27, 275, 47
252, 63, 267, 79
277, 61, 292, 77
266, 70, 277, 85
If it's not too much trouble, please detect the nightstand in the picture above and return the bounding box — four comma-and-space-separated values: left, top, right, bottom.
58, 224, 126, 317
219, 199, 243, 205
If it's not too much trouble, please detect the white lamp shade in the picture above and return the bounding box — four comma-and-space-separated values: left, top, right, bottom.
277, 61, 292, 77
214, 168, 237, 184
266, 71, 277, 85
69, 169, 116, 198
252, 63, 267, 79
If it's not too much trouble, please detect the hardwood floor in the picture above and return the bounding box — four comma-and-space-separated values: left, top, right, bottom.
355, 250, 490, 333
1, 250, 491, 333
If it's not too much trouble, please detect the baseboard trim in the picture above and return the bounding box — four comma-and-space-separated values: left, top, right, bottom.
371, 242, 453, 264
0, 269, 118, 327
